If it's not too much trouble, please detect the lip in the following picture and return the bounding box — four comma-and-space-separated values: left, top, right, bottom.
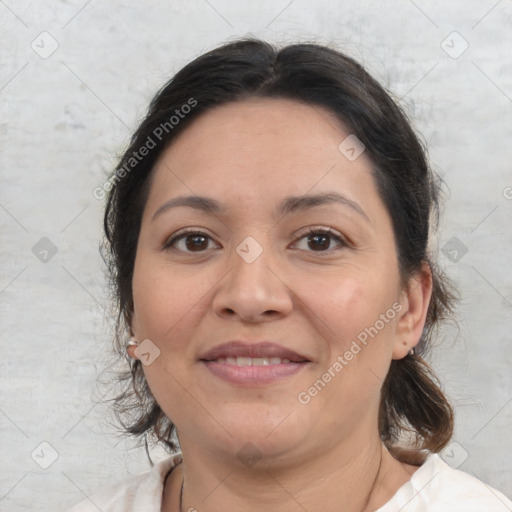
198, 341, 311, 386
199, 341, 310, 363
201, 360, 309, 385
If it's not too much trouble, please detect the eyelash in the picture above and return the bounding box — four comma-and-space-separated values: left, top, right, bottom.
163, 226, 348, 255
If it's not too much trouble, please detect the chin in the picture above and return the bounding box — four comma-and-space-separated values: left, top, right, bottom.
204, 407, 313, 461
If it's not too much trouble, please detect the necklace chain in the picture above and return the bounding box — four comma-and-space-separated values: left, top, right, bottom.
179, 477, 184, 512
175, 452, 384, 511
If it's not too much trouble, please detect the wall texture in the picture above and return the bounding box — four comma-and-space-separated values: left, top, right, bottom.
1, 1, 511, 510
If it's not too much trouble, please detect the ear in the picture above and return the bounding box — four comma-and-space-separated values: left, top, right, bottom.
126, 311, 139, 360
392, 261, 433, 360
126, 342, 139, 360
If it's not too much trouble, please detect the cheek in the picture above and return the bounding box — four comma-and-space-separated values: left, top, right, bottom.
289, 272, 398, 436
131, 256, 212, 393
132, 255, 201, 339
300, 268, 399, 397
132, 257, 201, 423
304, 269, 398, 338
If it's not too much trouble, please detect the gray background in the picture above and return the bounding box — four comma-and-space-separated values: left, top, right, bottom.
1, 1, 511, 510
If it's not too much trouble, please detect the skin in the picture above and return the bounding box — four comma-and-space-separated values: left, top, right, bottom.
128, 98, 433, 512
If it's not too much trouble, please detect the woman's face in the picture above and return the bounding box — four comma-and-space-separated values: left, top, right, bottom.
131, 98, 423, 464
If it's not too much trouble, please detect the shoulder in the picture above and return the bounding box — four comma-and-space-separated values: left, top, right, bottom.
67, 452, 182, 512
379, 453, 512, 512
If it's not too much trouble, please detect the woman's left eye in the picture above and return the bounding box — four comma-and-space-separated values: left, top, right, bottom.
293, 228, 348, 253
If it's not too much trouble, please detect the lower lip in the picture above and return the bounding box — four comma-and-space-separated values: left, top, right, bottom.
201, 360, 309, 385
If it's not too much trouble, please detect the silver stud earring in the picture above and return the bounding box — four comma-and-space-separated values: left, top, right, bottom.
126, 337, 139, 351
408, 348, 415, 356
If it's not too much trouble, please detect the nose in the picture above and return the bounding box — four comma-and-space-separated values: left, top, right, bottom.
211, 239, 293, 323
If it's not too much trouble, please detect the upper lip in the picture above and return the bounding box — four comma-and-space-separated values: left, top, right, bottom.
199, 341, 310, 363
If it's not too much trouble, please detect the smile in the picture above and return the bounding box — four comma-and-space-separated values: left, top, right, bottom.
198, 341, 312, 385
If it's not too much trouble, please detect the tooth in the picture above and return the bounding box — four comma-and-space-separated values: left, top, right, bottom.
216, 356, 292, 366
253, 357, 270, 365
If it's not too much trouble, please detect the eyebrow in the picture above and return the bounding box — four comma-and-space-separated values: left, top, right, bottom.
151, 192, 370, 223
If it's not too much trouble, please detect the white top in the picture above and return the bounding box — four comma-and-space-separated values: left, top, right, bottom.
68, 452, 512, 511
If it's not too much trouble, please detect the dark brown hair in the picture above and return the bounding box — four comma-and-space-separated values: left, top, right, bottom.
101, 38, 457, 460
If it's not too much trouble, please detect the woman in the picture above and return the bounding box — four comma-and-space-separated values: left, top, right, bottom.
71, 38, 512, 511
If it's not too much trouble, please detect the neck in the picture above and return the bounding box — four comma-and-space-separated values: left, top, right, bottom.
169, 430, 417, 512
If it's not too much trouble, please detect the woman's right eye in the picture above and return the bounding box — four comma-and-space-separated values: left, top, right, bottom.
163, 230, 219, 253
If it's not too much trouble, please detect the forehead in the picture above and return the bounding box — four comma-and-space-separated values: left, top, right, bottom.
145, 98, 379, 219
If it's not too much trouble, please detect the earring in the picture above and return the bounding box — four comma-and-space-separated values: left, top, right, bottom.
126, 337, 139, 351
408, 348, 415, 356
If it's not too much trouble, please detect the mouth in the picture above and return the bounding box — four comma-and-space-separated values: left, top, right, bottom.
198, 341, 311, 385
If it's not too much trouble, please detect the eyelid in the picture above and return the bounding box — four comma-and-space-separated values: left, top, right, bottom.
293, 225, 345, 239
163, 227, 219, 250
291, 226, 349, 251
